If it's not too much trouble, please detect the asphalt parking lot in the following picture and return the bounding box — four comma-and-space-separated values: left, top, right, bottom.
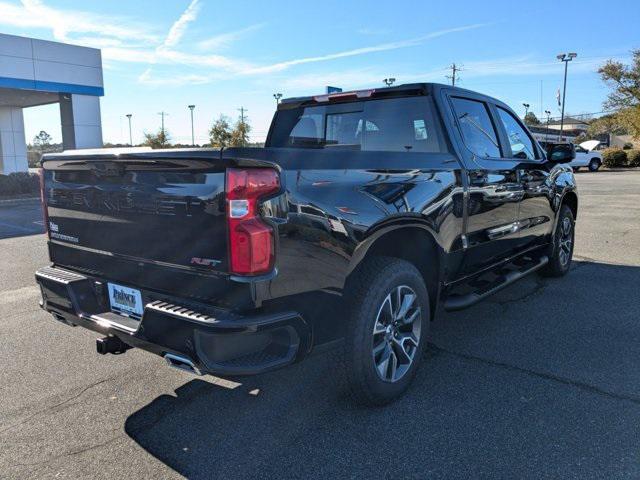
1, 170, 639, 479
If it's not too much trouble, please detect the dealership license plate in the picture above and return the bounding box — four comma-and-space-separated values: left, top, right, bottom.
107, 283, 143, 318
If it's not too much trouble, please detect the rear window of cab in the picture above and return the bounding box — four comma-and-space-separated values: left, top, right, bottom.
268, 97, 448, 153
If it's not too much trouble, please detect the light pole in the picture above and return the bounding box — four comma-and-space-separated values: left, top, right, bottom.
188, 105, 195, 146
383, 77, 396, 87
125, 114, 132, 146
545, 110, 551, 142
273, 93, 283, 107
522, 103, 530, 121
557, 52, 577, 141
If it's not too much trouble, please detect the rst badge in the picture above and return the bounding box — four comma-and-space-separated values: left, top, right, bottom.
190, 257, 221, 267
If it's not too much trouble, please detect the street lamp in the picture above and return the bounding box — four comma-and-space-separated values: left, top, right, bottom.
188, 105, 196, 146
273, 93, 283, 107
556, 52, 577, 141
383, 78, 396, 87
522, 103, 530, 121
545, 110, 551, 142
125, 114, 132, 146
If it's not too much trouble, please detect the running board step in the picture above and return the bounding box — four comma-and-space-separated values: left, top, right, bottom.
444, 255, 549, 311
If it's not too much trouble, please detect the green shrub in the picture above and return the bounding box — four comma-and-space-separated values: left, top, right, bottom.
28, 151, 42, 168
602, 148, 628, 168
627, 149, 640, 167
0, 172, 40, 197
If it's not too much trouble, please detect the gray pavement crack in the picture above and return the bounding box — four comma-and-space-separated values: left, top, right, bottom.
0, 377, 113, 435
6, 431, 122, 469
429, 343, 640, 406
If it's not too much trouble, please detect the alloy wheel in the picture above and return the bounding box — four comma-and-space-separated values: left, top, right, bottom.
372, 285, 422, 383
559, 216, 573, 267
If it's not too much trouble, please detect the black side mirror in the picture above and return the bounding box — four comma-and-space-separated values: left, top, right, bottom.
547, 143, 575, 163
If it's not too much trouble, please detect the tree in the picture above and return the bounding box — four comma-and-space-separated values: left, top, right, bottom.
523, 112, 540, 125
573, 133, 588, 144
230, 112, 251, 147
143, 128, 171, 149
209, 115, 233, 147
598, 49, 640, 139
32, 131, 52, 150
587, 113, 627, 138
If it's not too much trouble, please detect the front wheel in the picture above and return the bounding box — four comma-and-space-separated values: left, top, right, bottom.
541, 204, 575, 277
588, 159, 601, 172
343, 257, 429, 406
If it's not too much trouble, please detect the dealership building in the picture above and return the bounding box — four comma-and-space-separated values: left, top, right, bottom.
0, 33, 104, 174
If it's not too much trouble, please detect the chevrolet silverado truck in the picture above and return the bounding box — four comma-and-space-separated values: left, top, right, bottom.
35, 83, 577, 406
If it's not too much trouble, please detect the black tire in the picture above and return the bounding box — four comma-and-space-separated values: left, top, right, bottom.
541, 204, 575, 277
343, 257, 429, 406
588, 158, 601, 172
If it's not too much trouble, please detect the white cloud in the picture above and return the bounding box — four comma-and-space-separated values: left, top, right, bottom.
0, 2, 498, 89
138, 67, 218, 86
356, 27, 392, 36
102, 47, 157, 64
278, 69, 385, 92
0, 0, 160, 43
197, 24, 264, 51
161, 0, 200, 49
241, 23, 489, 75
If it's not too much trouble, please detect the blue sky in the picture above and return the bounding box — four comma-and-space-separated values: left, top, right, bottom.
2, 0, 638, 145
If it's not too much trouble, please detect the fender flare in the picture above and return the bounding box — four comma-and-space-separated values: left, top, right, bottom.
347, 220, 444, 278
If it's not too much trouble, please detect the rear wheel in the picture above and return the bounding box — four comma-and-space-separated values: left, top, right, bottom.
343, 257, 429, 406
541, 204, 574, 277
588, 158, 601, 172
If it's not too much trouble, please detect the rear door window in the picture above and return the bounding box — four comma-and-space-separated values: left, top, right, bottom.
450, 97, 501, 158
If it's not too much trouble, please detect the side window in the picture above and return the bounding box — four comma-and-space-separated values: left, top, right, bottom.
496, 107, 538, 160
450, 97, 501, 158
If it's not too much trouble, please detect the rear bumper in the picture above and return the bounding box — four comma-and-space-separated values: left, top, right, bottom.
35, 266, 311, 376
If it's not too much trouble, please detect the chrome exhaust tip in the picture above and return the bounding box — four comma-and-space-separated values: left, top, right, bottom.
164, 353, 203, 376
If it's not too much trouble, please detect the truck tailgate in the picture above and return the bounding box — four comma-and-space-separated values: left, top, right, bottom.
41, 151, 249, 304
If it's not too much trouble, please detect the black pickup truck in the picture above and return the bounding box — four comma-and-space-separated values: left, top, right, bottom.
36, 83, 577, 405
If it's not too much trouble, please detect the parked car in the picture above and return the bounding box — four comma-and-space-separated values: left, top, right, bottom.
539, 140, 599, 172
572, 140, 602, 171
35, 83, 577, 406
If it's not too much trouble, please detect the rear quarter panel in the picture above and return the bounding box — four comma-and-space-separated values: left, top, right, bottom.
223, 148, 466, 303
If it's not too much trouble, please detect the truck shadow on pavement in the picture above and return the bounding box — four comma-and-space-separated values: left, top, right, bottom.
124, 259, 640, 480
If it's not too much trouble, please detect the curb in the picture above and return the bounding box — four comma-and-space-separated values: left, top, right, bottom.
0, 196, 40, 206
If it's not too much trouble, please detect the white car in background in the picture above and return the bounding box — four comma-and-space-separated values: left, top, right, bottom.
571, 140, 603, 172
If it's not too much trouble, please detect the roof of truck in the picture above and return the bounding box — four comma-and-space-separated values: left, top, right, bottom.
278, 82, 503, 109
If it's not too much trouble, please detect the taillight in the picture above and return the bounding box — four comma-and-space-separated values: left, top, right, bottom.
226, 168, 280, 275
38, 168, 50, 238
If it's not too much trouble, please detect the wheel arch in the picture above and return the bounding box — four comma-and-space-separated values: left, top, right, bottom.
562, 190, 578, 220
348, 223, 443, 319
